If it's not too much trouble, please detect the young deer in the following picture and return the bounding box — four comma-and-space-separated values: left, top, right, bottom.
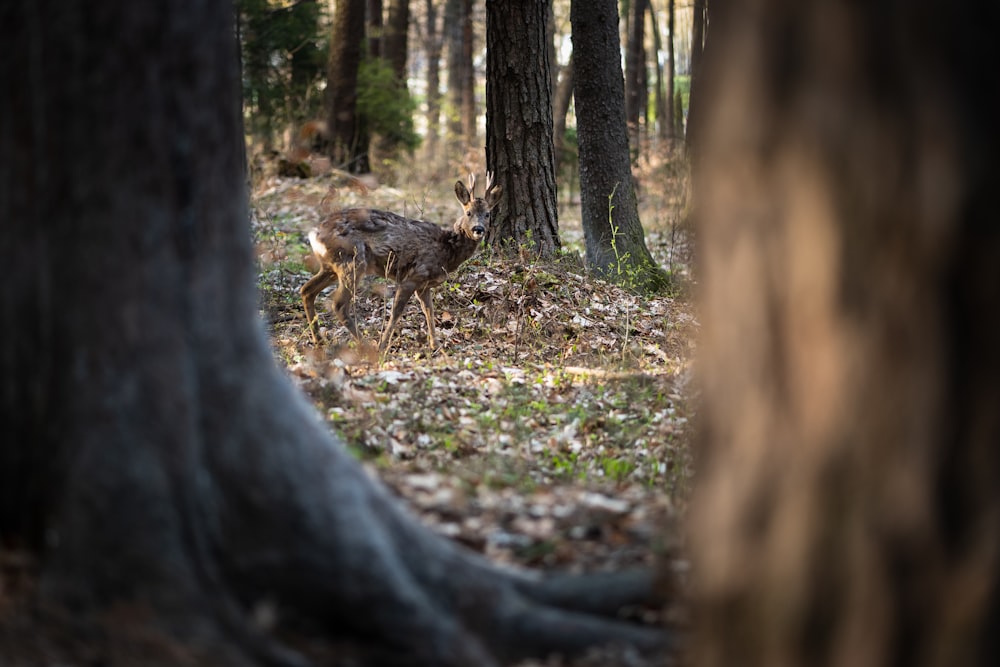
301, 173, 501, 352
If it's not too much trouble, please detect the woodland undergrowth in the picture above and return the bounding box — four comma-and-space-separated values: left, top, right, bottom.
252, 157, 696, 605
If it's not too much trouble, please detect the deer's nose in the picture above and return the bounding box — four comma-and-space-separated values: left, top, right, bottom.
472, 225, 485, 237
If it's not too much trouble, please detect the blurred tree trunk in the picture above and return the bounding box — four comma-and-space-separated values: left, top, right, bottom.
690, 1, 1000, 666
445, 0, 475, 156
485, 0, 560, 256
624, 0, 647, 161
666, 0, 677, 140
327, 0, 369, 172
685, 0, 706, 153
571, 0, 668, 291
552, 51, 574, 171
367, 0, 383, 58
0, 1, 672, 664
422, 0, 444, 165
384, 0, 409, 82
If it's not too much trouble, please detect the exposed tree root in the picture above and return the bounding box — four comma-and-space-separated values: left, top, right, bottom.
20, 357, 674, 667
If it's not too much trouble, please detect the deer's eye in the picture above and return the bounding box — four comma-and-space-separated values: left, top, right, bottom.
467, 211, 472, 217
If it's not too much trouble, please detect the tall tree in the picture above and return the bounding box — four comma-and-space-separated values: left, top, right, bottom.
685, 0, 707, 153
368, 0, 384, 58
422, 0, 444, 164
327, 0, 370, 172
484, 0, 561, 256
0, 0, 670, 664
552, 51, 575, 171
445, 0, 475, 153
624, 0, 647, 160
383, 0, 410, 83
689, 1, 1000, 666
571, 0, 668, 291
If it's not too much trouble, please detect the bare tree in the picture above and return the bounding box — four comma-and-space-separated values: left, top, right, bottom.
684, 0, 707, 153
571, 0, 669, 291
445, 0, 475, 153
624, 0, 647, 160
422, 0, 444, 163
0, 1, 674, 665
484, 0, 561, 256
689, 1, 1000, 665
384, 0, 410, 82
328, 0, 369, 172
552, 51, 575, 171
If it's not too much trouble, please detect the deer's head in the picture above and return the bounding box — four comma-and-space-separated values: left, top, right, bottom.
454, 172, 501, 241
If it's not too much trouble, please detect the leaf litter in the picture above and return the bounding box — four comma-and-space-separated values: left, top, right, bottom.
254, 173, 696, 665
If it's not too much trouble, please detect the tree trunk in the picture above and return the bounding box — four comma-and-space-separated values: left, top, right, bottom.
689, 1, 1000, 666
368, 0, 384, 58
624, 0, 647, 161
445, 0, 475, 153
423, 0, 444, 166
647, 0, 667, 143
0, 1, 671, 665
684, 0, 706, 154
666, 0, 677, 140
327, 0, 370, 172
384, 0, 410, 83
552, 51, 575, 172
484, 0, 560, 257
571, 0, 668, 291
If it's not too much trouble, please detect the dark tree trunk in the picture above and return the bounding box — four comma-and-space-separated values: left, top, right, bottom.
666, 0, 677, 140
327, 0, 370, 172
445, 0, 475, 152
368, 0, 384, 58
484, 0, 560, 257
0, 1, 673, 665
571, 0, 668, 291
684, 0, 706, 154
624, 0, 647, 161
423, 0, 444, 165
384, 0, 409, 83
689, 1, 1000, 666
552, 51, 575, 172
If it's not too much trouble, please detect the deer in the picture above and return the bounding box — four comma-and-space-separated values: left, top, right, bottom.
300, 172, 501, 353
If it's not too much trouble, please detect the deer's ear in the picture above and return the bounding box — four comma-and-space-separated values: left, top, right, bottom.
455, 180, 471, 205
486, 185, 502, 209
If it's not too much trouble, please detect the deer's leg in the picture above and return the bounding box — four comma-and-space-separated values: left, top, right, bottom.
331, 266, 363, 344
414, 286, 436, 350
379, 282, 417, 352
300, 268, 337, 344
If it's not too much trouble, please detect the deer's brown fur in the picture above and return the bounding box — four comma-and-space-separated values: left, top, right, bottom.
301, 173, 501, 352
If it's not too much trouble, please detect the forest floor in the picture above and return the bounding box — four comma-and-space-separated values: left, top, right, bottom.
252, 156, 696, 664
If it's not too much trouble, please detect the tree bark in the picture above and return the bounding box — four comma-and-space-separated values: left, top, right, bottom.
624, 0, 647, 161
327, 0, 370, 172
384, 0, 410, 83
552, 51, 575, 172
689, 1, 1000, 665
422, 0, 443, 165
445, 0, 475, 153
368, 0, 384, 58
0, 1, 672, 665
684, 0, 706, 154
484, 0, 561, 257
571, 0, 668, 291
